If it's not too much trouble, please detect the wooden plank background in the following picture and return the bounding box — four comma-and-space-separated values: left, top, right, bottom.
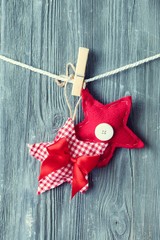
0, 0, 160, 239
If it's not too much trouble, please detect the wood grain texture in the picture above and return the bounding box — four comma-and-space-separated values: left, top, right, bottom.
0, 0, 160, 239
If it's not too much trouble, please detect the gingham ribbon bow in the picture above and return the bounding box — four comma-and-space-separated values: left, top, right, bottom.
39, 137, 100, 198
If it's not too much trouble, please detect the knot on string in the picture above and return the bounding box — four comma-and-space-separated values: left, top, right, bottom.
66, 62, 76, 80
55, 62, 76, 87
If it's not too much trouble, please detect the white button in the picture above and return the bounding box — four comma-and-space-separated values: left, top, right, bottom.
95, 123, 114, 141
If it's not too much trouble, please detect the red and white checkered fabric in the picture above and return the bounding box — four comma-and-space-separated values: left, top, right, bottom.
29, 118, 108, 195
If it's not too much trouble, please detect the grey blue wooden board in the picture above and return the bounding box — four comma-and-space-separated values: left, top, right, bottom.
0, 0, 160, 239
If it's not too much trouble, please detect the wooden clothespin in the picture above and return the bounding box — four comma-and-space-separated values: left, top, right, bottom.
71, 47, 89, 96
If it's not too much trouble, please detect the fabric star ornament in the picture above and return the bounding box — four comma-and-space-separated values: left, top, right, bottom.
75, 88, 144, 167
29, 118, 108, 197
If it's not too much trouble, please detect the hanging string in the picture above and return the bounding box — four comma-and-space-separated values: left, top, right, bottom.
72, 97, 82, 121
64, 63, 81, 120
0, 53, 160, 84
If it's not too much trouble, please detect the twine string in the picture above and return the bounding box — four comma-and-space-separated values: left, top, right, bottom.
0, 53, 160, 83
1, 53, 160, 120
64, 63, 81, 120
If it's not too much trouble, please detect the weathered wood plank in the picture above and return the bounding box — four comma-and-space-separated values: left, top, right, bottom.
0, 0, 160, 239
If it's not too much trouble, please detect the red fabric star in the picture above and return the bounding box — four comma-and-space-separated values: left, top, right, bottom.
75, 88, 144, 167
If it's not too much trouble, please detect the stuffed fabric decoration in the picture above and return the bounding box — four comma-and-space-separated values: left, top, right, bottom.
75, 88, 144, 167
28, 88, 144, 198
29, 118, 108, 198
